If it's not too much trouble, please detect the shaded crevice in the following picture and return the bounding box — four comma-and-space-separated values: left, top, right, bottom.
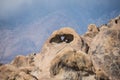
50, 60, 80, 76
81, 38, 89, 54
50, 34, 74, 43
115, 19, 118, 24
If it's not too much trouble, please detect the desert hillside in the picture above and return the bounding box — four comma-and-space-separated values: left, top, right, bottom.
0, 15, 120, 80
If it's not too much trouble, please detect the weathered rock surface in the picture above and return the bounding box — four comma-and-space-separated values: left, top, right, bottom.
32, 27, 91, 79
0, 15, 120, 80
89, 20, 120, 80
84, 24, 99, 38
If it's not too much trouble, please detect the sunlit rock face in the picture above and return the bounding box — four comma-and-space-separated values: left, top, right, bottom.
33, 27, 92, 80
89, 16, 120, 80
84, 24, 99, 38
0, 15, 120, 80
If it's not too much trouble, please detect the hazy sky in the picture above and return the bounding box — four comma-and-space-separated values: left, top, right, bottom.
0, 0, 120, 29
0, 0, 120, 63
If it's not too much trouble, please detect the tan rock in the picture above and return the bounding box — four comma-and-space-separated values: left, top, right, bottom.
99, 25, 109, 31
50, 50, 93, 80
10, 53, 36, 68
0, 64, 18, 80
84, 24, 99, 38
9, 71, 37, 80
89, 28, 120, 80
32, 27, 90, 79
88, 24, 99, 33
107, 15, 120, 28
0, 64, 37, 80
11, 55, 29, 68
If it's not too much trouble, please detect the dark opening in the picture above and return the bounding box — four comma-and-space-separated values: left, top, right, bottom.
115, 19, 118, 24
50, 34, 74, 43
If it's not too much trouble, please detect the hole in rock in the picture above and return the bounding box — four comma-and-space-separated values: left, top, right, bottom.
115, 19, 118, 24
50, 34, 74, 43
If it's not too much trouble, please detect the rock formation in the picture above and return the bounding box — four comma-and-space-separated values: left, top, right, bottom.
89, 15, 120, 80
0, 15, 120, 80
84, 24, 99, 38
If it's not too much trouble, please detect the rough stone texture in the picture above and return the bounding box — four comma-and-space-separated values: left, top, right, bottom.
89, 15, 120, 80
107, 15, 120, 28
84, 24, 99, 38
89, 28, 120, 80
0, 15, 120, 80
0, 55, 37, 80
32, 27, 91, 79
11, 55, 29, 67
50, 50, 93, 80
82, 24, 100, 47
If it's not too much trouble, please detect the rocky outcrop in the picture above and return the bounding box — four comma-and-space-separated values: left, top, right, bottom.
82, 24, 99, 47
0, 64, 37, 80
0, 15, 120, 80
32, 27, 90, 79
50, 50, 93, 80
107, 15, 120, 28
89, 28, 120, 80
88, 15, 120, 80
84, 24, 99, 38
